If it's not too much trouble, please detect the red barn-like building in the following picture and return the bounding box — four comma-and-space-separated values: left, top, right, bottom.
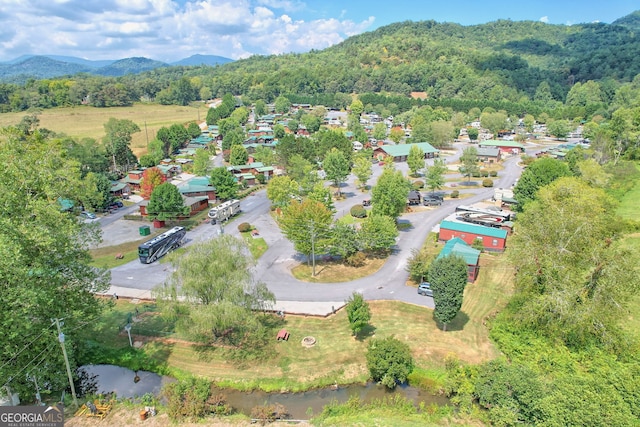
439, 220, 507, 252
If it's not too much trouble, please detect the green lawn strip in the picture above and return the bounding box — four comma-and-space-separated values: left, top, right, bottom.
240, 231, 268, 259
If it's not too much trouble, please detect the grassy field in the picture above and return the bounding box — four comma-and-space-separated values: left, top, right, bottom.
617, 173, 640, 339
92, 248, 511, 392
0, 103, 209, 157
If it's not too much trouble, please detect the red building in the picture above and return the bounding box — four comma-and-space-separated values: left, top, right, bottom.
439, 220, 507, 252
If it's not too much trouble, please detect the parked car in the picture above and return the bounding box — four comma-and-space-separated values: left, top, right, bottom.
108, 200, 124, 210
80, 211, 96, 219
418, 282, 433, 297
423, 198, 442, 206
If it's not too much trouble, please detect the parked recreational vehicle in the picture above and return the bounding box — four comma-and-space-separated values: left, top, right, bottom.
208, 199, 241, 224
138, 226, 186, 264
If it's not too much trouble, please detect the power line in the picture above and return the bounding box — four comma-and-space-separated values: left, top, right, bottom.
1, 343, 57, 389
0, 326, 53, 373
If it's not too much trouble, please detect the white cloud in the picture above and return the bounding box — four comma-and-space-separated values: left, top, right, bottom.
0, 0, 376, 62
539, 16, 549, 23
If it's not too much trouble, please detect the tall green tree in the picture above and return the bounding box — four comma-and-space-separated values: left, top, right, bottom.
425, 158, 447, 196
428, 254, 468, 331
278, 199, 333, 273
146, 183, 188, 221
513, 157, 571, 210
372, 122, 387, 141
480, 111, 508, 136
508, 177, 640, 349
458, 146, 480, 183
266, 175, 299, 209
155, 235, 274, 345
209, 167, 238, 201
366, 337, 414, 389
345, 292, 371, 337
358, 214, 399, 254
353, 156, 373, 190
102, 117, 140, 172
229, 145, 249, 166
274, 95, 291, 114
192, 148, 212, 176
323, 148, 351, 196
406, 144, 425, 177
371, 165, 411, 220
0, 125, 110, 398
428, 120, 455, 148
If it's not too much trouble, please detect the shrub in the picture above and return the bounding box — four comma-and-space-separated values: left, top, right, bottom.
366, 337, 414, 389
450, 190, 459, 198
482, 178, 493, 187
471, 171, 482, 178
489, 170, 498, 177
256, 173, 266, 184
237, 222, 251, 232
480, 169, 489, 177
412, 180, 424, 190
350, 204, 367, 218
345, 251, 366, 267
163, 377, 212, 421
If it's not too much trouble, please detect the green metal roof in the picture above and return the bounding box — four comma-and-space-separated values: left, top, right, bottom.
479, 140, 524, 149
440, 220, 508, 239
377, 142, 439, 157
437, 237, 480, 265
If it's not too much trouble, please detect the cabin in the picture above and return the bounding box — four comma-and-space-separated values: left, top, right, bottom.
437, 238, 481, 281
373, 142, 439, 162
439, 220, 508, 252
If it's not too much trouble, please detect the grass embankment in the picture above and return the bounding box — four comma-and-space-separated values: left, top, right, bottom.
0, 103, 208, 157
86, 247, 511, 392
616, 173, 640, 338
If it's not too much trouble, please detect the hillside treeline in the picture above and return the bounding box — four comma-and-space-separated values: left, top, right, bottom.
0, 15, 639, 113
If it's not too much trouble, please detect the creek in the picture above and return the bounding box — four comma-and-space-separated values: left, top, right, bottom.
81, 365, 450, 419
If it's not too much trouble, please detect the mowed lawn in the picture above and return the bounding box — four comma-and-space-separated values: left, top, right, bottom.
0, 103, 208, 157
112, 252, 512, 390
617, 172, 640, 338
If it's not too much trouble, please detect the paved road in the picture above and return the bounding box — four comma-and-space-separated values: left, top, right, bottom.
107, 147, 525, 314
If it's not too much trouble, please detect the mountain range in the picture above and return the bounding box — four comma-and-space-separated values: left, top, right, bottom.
0, 54, 234, 83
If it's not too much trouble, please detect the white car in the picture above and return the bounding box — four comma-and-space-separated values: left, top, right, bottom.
80, 211, 96, 220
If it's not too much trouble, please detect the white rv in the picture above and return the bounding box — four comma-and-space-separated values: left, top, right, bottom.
208, 199, 241, 224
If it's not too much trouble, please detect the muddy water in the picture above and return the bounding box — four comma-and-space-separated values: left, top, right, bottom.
79, 365, 175, 399
215, 382, 450, 419
82, 365, 449, 419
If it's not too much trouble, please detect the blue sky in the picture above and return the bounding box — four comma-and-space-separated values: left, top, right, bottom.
0, 0, 637, 63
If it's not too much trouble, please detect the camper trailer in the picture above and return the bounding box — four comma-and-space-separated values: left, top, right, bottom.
208, 199, 241, 224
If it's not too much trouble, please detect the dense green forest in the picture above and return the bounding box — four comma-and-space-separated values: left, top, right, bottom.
0, 12, 639, 114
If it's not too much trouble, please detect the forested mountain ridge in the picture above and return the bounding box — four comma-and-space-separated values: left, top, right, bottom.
1, 11, 639, 111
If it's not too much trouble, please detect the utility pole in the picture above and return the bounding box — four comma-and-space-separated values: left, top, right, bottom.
52, 318, 78, 407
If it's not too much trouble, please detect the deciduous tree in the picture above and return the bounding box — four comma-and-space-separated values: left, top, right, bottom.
458, 146, 480, 183
323, 148, 351, 196
140, 166, 167, 200
345, 292, 371, 337
353, 156, 373, 190
425, 158, 447, 196
358, 214, 399, 254
209, 167, 238, 201
155, 235, 274, 345
103, 117, 139, 172
146, 182, 188, 221
266, 175, 299, 209
366, 337, 414, 389
371, 165, 411, 220
0, 125, 110, 398
513, 157, 571, 210
428, 254, 468, 331
407, 144, 425, 177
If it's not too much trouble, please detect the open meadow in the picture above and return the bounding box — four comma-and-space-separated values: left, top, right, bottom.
0, 103, 208, 157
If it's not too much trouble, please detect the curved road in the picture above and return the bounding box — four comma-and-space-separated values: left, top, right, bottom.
109, 146, 525, 313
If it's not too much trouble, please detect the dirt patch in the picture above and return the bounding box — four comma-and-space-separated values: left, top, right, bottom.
64, 407, 308, 426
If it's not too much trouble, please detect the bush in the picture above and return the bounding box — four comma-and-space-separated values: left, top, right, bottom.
482, 178, 494, 187
472, 171, 482, 178
480, 169, 489, 177
412, 180, 424, 190
256, 173, 266, 184
366, 337, 414, 389
238, 222, 251, 232
450, 190, 459, 198
489, 170, 498, 177
345, 251, 366, 267
163, 377, 212, 421
350, 204, 367, 218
